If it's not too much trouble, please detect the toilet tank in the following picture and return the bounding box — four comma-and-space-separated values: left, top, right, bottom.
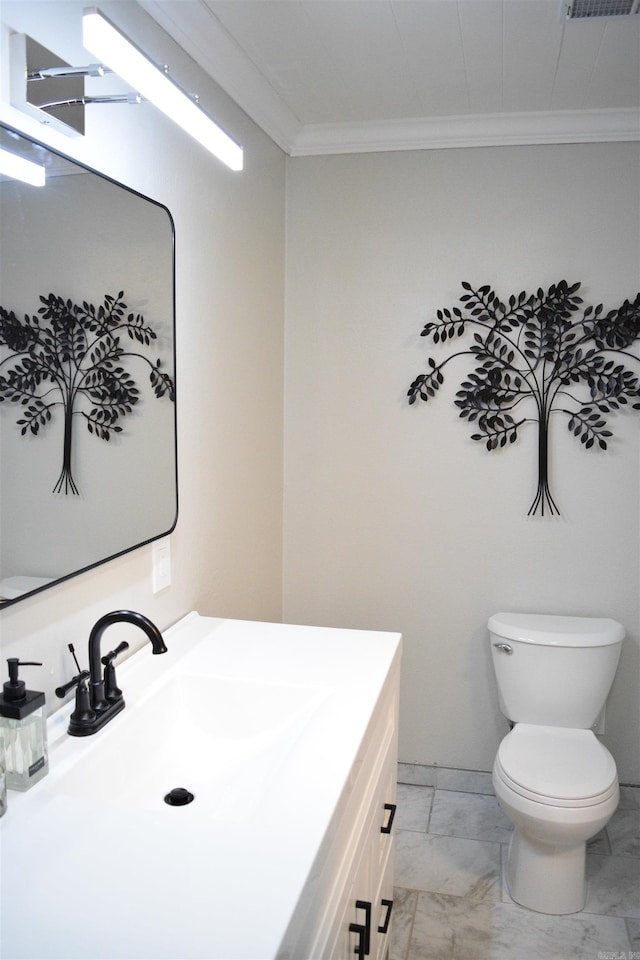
489, 612, 624, 728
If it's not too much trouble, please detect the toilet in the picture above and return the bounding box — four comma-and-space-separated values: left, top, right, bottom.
489, 611, 624, 915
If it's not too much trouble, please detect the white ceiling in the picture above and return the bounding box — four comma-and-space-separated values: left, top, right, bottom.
139, 0, 640, 155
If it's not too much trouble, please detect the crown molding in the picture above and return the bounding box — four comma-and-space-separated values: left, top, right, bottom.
289, 109, 640, 157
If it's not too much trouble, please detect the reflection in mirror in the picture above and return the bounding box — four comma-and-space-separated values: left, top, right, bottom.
0, 124, 177, 606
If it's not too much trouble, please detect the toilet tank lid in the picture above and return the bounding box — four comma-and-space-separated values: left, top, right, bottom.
488, 612, 624, 647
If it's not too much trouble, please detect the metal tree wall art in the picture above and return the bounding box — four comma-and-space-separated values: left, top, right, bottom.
408, 281, 640, 516
0, 291, 175, 495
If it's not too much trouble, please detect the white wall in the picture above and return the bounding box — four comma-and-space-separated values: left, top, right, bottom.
0, 2, 285, 705
284, 144, 640, 784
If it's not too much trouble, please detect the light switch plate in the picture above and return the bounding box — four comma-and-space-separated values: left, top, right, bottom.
152, 537, 171, 593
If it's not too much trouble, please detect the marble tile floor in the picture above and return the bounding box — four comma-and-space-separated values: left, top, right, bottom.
390, 767, 640, 960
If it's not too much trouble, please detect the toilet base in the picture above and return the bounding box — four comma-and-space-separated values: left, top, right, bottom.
506, 830, 586, 915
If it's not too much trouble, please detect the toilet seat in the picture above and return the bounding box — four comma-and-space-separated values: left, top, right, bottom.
496, 724, 617, 808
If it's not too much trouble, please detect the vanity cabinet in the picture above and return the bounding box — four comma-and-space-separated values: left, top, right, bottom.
280, 648, 400, 960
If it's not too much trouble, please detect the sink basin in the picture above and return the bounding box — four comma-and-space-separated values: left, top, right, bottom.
57, 673, 331, 820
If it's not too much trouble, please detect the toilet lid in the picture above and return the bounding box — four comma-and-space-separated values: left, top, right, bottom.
497, 725, 617, 804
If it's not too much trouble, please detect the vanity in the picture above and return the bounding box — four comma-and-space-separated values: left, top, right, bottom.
0, 613, 401, 959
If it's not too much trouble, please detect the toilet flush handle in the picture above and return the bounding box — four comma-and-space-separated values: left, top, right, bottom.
493, 642, 513, 655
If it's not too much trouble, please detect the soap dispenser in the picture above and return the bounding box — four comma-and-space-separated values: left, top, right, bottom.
0, 659, 49, 791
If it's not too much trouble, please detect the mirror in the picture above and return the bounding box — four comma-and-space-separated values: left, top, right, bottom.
0, 124, 177, 606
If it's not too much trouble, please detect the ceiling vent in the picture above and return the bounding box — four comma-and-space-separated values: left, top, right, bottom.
566, 0, 639, 17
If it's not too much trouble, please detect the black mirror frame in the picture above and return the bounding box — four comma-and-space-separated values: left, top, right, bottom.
0, 122, 178, 608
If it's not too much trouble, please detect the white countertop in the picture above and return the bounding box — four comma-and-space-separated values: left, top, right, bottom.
0, 612, 401, 959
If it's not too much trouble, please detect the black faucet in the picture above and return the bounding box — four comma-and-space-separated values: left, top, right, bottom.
58, 610, 167, 737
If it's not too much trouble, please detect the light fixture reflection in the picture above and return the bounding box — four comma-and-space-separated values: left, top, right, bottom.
82, 7, 243, 171
0, 147, 46, 186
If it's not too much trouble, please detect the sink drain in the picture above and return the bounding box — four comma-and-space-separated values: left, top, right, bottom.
164, 787, 194, 806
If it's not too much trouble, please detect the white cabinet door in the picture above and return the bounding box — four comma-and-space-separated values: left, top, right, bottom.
279, 649, 401, 960
332, 727, 398, 959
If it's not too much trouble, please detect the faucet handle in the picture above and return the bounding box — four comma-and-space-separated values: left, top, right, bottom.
101, 641, 129, 667
55, 670, 96, 728
55, 669, 90, 699
102, 641, 129, 703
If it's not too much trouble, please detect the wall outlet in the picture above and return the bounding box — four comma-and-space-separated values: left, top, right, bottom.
152, 537, 171, 593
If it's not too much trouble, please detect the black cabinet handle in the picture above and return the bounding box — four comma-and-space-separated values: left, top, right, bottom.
355, 900, 371, 955
349, 922, 367, 960
378, 898, 393, 934
381, 802, 396, 834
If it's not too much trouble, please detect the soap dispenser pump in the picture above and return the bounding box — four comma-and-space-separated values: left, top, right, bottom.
0, 659, 49, 790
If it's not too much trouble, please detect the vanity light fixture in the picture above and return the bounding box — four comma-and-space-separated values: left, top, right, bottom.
82, 7, 243, 171
0, 147, 45, 186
